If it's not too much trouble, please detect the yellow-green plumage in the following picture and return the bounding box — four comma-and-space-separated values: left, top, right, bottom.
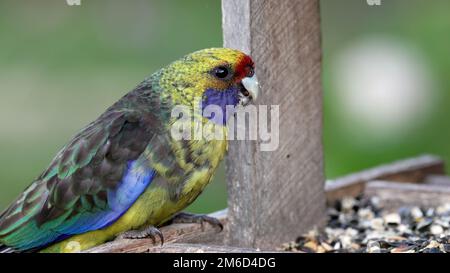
0, 48, 255, 253
42, 137, 227, 253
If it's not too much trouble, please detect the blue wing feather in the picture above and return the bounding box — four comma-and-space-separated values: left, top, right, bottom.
6, 159, 155, 251
55, 160, 155, 235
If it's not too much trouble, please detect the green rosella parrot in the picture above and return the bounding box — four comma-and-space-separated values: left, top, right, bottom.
0, 48, 259, 253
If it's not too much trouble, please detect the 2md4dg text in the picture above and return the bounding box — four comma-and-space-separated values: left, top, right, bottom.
173, 257, 277, 270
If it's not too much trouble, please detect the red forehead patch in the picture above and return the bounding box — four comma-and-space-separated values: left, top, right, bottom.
234, 54, 254, 82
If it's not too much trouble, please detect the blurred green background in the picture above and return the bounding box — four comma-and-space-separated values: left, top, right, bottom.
0, 0, 449, 213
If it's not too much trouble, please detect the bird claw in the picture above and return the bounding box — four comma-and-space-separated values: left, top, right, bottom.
117, 226, 164, 246
171, 212, 223, 232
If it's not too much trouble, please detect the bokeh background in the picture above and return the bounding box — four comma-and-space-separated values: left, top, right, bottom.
0, 0, 449, 213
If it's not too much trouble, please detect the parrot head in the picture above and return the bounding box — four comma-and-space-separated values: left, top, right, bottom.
159, 48, 259, 125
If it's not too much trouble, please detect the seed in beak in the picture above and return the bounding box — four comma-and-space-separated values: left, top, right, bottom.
242, 89, 250, 97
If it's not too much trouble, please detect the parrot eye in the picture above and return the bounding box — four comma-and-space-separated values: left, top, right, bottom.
247, 67, 255, 77
213, 66, 230, 79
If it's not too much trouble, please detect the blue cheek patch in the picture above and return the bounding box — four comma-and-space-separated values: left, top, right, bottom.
201, 87, 240, 125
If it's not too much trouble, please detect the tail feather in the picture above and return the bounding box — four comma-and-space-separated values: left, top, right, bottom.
0, 245, 17, 253
0, 206, 16, 253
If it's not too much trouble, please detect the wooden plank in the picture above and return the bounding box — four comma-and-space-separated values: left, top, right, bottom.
424, 175, 450, 186
145, 243, 271, 253
86, 210, 228, 253
222, 0, 326, 249
364, 180, 450, 210
325, 155, 445, 204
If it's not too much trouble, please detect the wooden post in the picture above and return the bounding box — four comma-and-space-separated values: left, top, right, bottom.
222, 0, 326, 249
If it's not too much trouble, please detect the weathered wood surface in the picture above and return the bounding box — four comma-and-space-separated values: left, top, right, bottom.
222, 0, 326, 249
144, 243, 269, 253
424, 175, 450, 186
365, 180, 450, 210
325, 155, 445, 204
86, 210, 228, 253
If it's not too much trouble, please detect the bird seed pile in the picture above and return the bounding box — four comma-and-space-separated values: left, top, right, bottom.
282, 196, 450, 253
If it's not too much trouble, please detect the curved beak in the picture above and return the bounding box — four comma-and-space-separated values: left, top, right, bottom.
240, 74, 259, 106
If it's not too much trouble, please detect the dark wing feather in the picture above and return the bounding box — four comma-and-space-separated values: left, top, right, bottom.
0, 95, 163, 250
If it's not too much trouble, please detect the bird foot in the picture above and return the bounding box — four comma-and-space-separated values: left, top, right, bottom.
171, 212, 223, 232
117, 226, 164, 246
